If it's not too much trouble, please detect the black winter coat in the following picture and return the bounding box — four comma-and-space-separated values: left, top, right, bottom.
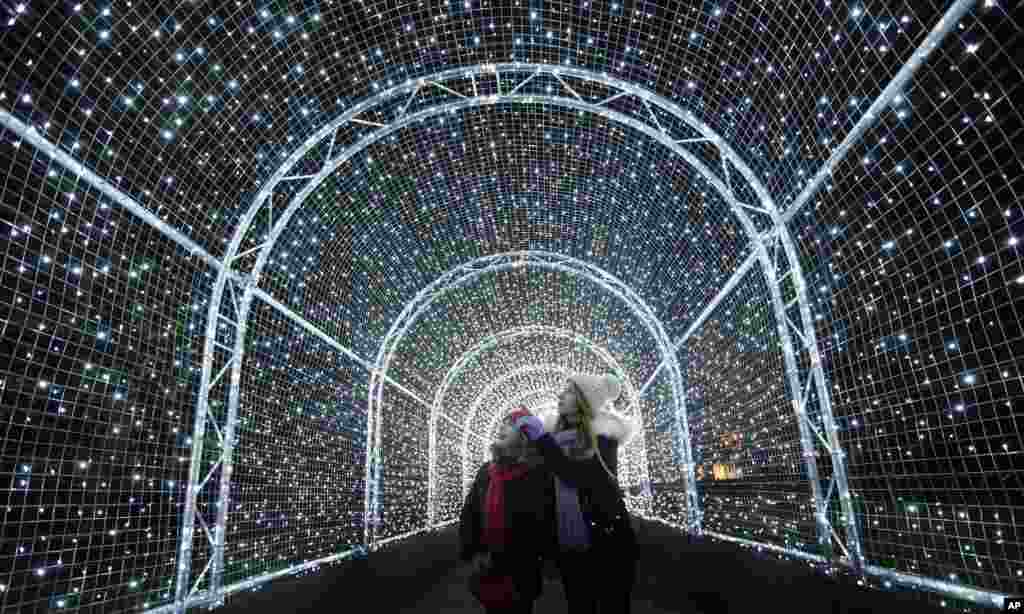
459, 461, 557, 561
459, 460, 556, 600
534, 432, 638, 556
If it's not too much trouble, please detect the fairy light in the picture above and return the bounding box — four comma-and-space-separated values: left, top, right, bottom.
0, 2, 1017, 613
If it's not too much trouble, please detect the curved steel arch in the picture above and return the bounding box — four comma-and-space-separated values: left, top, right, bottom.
182, 63, 861, 601
427, 324, 647, 526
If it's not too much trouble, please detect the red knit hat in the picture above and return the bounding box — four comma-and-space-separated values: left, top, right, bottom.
504, 406, 532, 425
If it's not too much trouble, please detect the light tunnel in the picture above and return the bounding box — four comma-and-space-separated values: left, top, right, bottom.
0, 1, 1021, 613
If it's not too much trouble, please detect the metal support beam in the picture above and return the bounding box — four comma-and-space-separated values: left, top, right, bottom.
427, 80, 468, 99
205, 412, 224, 447
350, 117, 388, 127
795, 400, 833, 455
799, 371, 814, 416
780, 0, 978, 225
735, 201, 773, 216
786, 315, 809, 348
229, 243, 270, 263
596, 90, 627, 106
508, 69, 542, 96
721, 155, 733, 197
642, 98, 664, 133
553, 71, 583, 102
209, 357, 235, 390
778, 229, 865, 572
225, 276, 241, 319
823, 476, 836, 513
185, 558, 213, 603
637, 248, 758, 399
208, 281, 250, 608
196, 508, 216, 548
197, 459, 222, 494
0, 110, 224, 274
248, 287, 432, 410
398, 83, 421, 119
325, 126, 338, 161
744, 217, 834, 564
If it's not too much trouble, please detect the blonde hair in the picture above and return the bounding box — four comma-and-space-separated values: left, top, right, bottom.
560, 381, 619, 484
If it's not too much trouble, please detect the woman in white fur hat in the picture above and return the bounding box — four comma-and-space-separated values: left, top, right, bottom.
516, 373, 640, 614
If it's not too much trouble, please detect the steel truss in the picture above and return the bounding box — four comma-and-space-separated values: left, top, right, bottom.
0, 0, 996, 606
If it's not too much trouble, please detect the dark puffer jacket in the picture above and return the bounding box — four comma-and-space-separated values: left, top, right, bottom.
533, 413, 639, 556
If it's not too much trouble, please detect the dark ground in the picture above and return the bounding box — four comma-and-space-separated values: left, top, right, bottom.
215, 516, 955, 613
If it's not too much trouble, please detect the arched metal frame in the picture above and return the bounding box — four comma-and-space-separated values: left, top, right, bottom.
180, 62, 856, 610
426, 324, 650, 527
0, 3, 989, 605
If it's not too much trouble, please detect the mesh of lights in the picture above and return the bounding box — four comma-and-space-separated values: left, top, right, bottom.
0, 1, 1021, 614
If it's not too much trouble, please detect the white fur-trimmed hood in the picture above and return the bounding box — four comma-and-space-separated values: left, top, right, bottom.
540, 409, 640, 446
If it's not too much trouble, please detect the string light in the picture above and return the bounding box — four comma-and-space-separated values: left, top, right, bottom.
0, 3, 1017, 613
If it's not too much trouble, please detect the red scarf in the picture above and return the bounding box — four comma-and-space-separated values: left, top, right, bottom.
482, 462, 532, 547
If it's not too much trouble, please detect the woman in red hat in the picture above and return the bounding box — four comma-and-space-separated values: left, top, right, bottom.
459, 407, 556, 614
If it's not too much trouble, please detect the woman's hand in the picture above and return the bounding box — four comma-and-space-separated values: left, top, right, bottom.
514, 414, 545, 441
470, 552, 492, 575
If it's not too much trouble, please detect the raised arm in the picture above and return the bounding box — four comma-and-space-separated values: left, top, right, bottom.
516, 412, 596, 488
532, 432, 594, 488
